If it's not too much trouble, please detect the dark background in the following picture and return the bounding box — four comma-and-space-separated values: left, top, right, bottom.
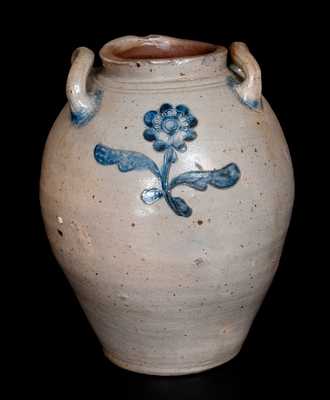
21, 8, 320, 398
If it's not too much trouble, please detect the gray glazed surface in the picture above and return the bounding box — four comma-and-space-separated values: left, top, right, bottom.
40, 35, 294, 375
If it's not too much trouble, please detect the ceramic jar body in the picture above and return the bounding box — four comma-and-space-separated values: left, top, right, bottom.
40, 36, 294, 375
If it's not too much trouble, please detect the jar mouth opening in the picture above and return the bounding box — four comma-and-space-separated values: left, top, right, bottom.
100, 35, 224, 64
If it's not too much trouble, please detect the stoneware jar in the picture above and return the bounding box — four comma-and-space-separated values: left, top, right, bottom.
40, 35, 294, 375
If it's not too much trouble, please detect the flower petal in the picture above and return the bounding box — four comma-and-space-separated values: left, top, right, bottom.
184, 130, 197, 141
153, 140, 168, 152
173, 141, 187, 152
144, 110, 158, 127
160, 103, 173, 114
187, 115, 198, 128
143, 128, 156, 141
176, 104, 189, 115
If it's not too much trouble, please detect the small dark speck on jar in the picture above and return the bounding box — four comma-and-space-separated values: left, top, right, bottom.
257, 121, 261, 125
197, 220, 203, 225
131, 223, 135, 227
124, 126, 128, 130
57, 230, 63, 237
240, 244, 244, 248
136, 62, 141, 67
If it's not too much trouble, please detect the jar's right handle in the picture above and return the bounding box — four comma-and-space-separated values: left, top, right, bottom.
229, 42, 262, 111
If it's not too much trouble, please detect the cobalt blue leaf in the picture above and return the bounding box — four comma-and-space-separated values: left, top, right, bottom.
94, 144, 161, 178
170, 196, 192, 217
210, 163, 241, 188
141, 188, 163, 205
169, 163, 240, 191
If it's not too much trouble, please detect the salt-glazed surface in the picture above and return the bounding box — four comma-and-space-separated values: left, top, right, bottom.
40, 35, 294, 375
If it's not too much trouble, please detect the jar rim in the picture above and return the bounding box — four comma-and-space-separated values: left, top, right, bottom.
99, 35, 226, 65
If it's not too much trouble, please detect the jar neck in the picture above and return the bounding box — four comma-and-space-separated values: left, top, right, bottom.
99, 35, 228, 83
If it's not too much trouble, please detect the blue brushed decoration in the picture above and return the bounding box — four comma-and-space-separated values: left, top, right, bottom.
226, 75, 262, 111
159, 147, 192, 217
94, 144, 160, 178
170, 163, 241, 191
94, 103, 241, 217
71, 89, 103, 127
168, 196, 192, 218
141, 188, 163, 204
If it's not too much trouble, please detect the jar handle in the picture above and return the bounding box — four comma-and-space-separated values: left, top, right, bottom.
66, 47, 102, 126
229, 42, 262, 111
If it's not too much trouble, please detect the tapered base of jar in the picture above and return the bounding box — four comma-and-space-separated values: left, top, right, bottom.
103, 348, 240, 376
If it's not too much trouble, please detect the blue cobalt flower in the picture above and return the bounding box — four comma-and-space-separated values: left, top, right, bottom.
94, 102, 241, 218
143, 103, 198, 155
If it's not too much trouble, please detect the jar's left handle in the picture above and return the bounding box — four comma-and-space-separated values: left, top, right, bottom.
66, 47, 102, 126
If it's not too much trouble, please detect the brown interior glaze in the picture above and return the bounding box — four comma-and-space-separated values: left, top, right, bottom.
100, 36, 220, 63
114, 42, 217, 60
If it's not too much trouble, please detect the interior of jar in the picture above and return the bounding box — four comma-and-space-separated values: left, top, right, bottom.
101, 36, 218, 62
115, 43, 217, 60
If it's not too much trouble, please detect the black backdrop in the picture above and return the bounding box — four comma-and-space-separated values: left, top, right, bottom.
22, 9, 320, 398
